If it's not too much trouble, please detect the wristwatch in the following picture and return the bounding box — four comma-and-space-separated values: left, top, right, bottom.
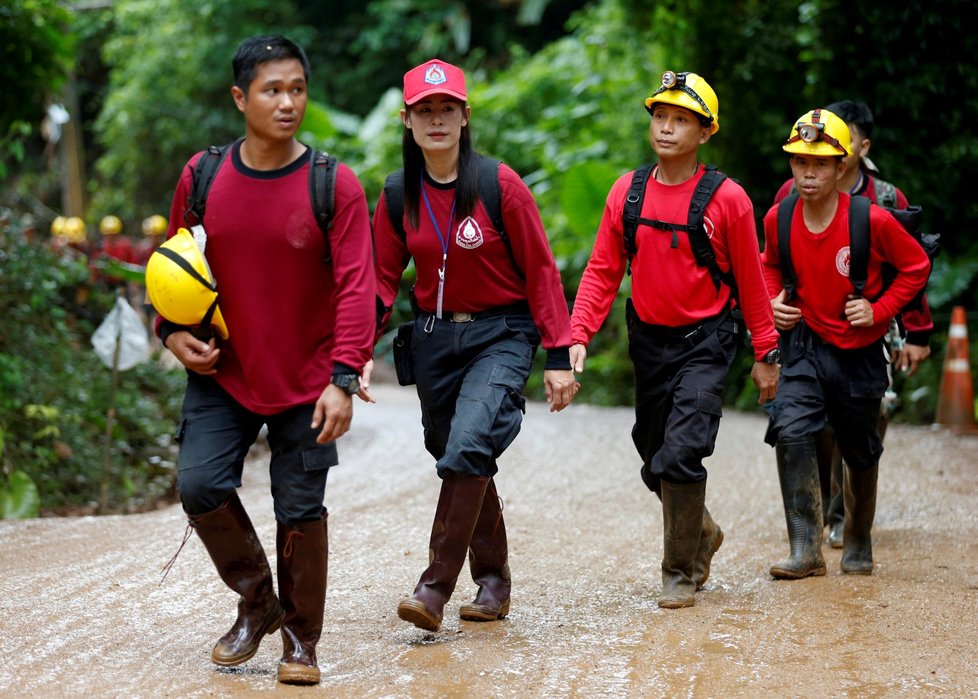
762, 348, 782, 366
331, 373, 361, 395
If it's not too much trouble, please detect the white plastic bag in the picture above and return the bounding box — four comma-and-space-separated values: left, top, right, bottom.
92, 296, 150, 371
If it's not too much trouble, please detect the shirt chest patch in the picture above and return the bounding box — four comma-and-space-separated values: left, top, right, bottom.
455, 216, 484, 249
836, 246, 851, 278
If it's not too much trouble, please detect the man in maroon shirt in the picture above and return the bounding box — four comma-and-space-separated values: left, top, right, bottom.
570, 71, 780, 609
761, 108, 929, 579
155, 35, 375, 685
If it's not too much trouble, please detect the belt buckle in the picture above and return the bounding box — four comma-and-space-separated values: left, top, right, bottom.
683, 326, 705, 346
451, 312, 473, 323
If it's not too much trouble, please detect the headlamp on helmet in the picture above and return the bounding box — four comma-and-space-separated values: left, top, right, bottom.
783, 108, 852, 157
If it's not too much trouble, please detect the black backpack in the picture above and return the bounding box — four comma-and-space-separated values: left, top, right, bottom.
382, 153, 524, 280
622, 164, 735, 298
183, 141, 338, 261
776, 193, 940, 313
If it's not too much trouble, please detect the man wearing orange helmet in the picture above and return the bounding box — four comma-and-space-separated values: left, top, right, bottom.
155, 35, 375, 685
570, 71, 780, 609
761, 108, 930, 579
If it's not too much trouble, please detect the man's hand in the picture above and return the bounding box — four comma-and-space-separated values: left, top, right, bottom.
311, 384, 353, 444
751, 361, 779, 404
544, 369, 580, 413
164, 331, 220, 375
893, 342, 931, 376
771, 290, 802, 331
844, 295, 875, 327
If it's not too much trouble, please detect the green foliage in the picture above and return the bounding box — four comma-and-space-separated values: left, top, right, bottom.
0, 218, 184, 515
0, 0, 74, 178
91, 0, 305, 220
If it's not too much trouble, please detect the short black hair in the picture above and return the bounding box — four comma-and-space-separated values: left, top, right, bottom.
824, 100, 874, 140
232, 35, 311, 92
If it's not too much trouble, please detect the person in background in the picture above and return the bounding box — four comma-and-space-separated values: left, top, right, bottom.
372, 58, 579, 633
155, 35, 375, 684
570, 71, 780, 609
761, 108, 929, 579
772, 99, 932, 548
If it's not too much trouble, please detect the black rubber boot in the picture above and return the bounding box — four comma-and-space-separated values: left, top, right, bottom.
769, 437, 827, 580
841, 463, 878, 575
397, 473, 489, 631
658, 480, 706, 609
826, 444, 845, 549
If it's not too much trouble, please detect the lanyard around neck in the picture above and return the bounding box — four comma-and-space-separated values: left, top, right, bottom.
420, 172, 457, 319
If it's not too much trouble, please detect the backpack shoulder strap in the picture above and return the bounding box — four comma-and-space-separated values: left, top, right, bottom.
382, 169, 407, 241
183, 143, 232, 226
776, 193, 800, 301
623, 164, 654, 262
873, 177, 898, 209
848, 194, 872, 297
687, 165, 729, 293
309, 149, 338, 261
475, 154, 524, 280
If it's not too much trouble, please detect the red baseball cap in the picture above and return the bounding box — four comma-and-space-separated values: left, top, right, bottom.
403, 59, 467, 105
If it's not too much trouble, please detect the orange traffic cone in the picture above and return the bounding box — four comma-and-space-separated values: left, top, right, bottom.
935, 306, 978, 433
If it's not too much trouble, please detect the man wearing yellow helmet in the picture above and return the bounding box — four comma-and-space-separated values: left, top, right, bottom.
156, 35, 375, 685
761, 108, 930, 579
570, 71, 781, 609
772, 100, 934, 550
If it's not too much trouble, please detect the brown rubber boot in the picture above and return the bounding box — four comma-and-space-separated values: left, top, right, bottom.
276, 510, 328, 685
398, 473, 489, 631
692, 505, 724, 591
190, 493, 284, 667
841, 463, 878, 575
459, 478, 511, 622
769, 437, 827, 580
658, 479, 706, 609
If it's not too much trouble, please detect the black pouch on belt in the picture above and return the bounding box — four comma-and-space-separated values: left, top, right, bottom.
392, 322, 415, 386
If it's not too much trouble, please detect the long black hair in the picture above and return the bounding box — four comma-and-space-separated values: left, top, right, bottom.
401, 104, 479, 230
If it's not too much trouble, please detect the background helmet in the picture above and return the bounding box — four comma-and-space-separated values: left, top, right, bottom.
62, 216, 87, 244
145, 228, 229, 339
644, 71, 720, 134
99, 215, 123, 235
783, 108, 852, 157
142, 214, 168, 237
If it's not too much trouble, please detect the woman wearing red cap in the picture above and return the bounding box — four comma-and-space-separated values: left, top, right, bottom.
372, 59, 579, 632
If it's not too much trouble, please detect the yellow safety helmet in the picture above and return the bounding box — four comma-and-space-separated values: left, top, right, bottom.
783, 108, 852, 157
50, 216, 67, 238
145, 228, 229, 339
644, 71, 720, 134
142, 214, 168, 237
100, 215, 123, 235
63, 216, 87, 244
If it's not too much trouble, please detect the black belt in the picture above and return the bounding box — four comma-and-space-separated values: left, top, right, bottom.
629, 301, 735, 347
422, 301, 531, 323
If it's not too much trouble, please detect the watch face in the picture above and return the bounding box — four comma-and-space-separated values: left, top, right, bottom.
333, 374, 359, 394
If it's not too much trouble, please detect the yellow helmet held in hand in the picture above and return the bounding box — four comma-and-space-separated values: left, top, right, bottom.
783, 108, 852, 157
145, 228, 229, 339
644, 71, 720, 134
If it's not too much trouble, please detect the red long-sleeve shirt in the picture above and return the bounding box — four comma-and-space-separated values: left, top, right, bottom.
372, 162, 573, 361
160, 142, 376, 415
773, 173, 933, 342
761, 193, 931, 349
572, 164, 779, 361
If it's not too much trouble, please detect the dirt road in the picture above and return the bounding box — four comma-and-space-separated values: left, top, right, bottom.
1, 382, 976, 698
